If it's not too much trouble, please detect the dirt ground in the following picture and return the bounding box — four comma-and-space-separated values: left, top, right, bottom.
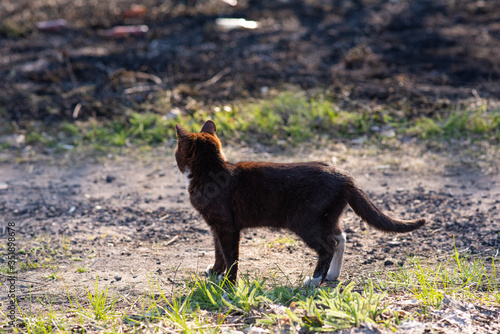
2, 0, 500, 125
0, 146, 499, 331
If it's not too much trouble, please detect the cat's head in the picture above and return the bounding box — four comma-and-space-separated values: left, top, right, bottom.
175, 120, 226, 172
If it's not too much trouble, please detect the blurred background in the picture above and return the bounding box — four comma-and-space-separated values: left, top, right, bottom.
1, 0, 499, 148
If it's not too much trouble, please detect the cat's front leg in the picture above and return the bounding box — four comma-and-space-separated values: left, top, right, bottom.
213, 228, 240, 283
206, 233, 227, 277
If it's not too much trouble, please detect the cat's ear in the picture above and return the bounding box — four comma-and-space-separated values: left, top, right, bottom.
175, 124, 190, 139
200, 120, 216, 135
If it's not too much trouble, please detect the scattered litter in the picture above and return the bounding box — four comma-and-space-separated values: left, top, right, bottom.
36, 19, 67, 31
95, 205, 102, 210
72, 103, 82, 118
16, 134, 26, 145
442, 294, 476, 312
68, 206, 76, 214
397, 298, 419, 306
194, 67, 231, 89
164, 108, 181, 120
103, 25, 149, 38
61, 144, 74, 150
222, 330, 243, 334
122, 4, 147, 18
387, 241, 401, 247
351, 136, 367, 145
20, 59, 50, 73
246, 327, 269, 334
434, 308, 472, 327
397, 320, 427, 333
268, 303, 287, 315
221, 0, 238, 6
0, 182, 8, 190
165, 235, 179, 246
123, 85, 159, 94
215, 18, 260, 31
381, 128, 396, 137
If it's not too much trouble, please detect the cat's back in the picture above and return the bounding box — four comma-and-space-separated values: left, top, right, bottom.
233, 160, 352, 188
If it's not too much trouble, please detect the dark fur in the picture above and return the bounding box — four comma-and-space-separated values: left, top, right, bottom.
175, 121, 426, 284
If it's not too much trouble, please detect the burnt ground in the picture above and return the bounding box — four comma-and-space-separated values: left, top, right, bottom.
1, 0, 500, 126
0, 147, 499, 332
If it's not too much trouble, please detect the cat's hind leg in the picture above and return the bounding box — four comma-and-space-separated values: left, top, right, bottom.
297, 226, 336, 287
325, 232, 346, 281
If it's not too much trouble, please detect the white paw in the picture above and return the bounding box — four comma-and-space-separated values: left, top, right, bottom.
205, 265, 213, 276
303, 276, 322, 287
325, 271, 340, 281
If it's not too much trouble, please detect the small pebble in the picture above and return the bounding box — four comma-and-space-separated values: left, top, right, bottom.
384, 259, 394, 266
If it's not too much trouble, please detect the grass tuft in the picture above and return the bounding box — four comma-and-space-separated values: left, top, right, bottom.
371, 244, 500, 314
409, 105, 500, 140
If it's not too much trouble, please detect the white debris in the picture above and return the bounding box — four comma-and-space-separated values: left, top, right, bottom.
216, 18, 260, 31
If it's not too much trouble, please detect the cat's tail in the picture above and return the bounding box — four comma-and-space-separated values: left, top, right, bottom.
347, 184, 426, 233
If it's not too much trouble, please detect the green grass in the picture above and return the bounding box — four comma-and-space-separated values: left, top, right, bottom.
5, 92, 497, 154
258, 280, 388, 331
370, 245, 500, 314
77, 276, 118, 321
409, 105, 500, 140
45, 272, 59, 281
75, 266, 88, 273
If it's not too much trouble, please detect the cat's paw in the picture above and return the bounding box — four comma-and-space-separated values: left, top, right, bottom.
205, 265, 214, 276
303, 276, 322, 287
325, 272, 340, 282
206, 265, 225, 281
